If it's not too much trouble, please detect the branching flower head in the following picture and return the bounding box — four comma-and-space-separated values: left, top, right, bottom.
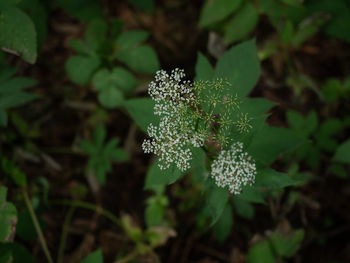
143, 69, 256, 191
210, 142, 256, 194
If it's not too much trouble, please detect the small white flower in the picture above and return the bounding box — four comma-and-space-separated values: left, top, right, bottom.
210, 142, 256, 194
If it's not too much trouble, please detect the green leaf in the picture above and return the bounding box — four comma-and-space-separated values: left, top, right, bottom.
0, 242, 35, 263
80, 249, 103, 263
322, 78, 342, 102
129, 0, 154, 12
0, 5, 37, 63
98, 88, 124, 108
287, 110, 318, 137
280, 0, 302, 7
124, 98, 159, 133
195, 52, 214, 81
116, 30, 149, 50
333, 139, 350, 163
93, 124, 106, 148
233, 197, 255, 219
248, 125, 305, 164
224, 2, 258, 44
269, 229, 304, 258
0, 186, 17, 242
0, 109, 7, 126
280, 20, 294, 45
247, 240, 275, 263
55, 0, 103, 22
307, 0, 350, 42
199, 0, 242, 27
66, 55, 100, 85
79, 140, 96, 155
145, 199, 164, 227
117, 45, 159, 74
144, 161, 183, 190
204, 181, 229, 225
85, 19, 107, 45
213, 202, 233, 241
214, 40, 260, 97
255, 168, 295, 188
92, 67, 137, 93
238, 185, 266, 204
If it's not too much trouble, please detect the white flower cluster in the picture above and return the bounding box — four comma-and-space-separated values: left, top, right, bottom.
142, 69, 206, 172
210, 142, 256, 194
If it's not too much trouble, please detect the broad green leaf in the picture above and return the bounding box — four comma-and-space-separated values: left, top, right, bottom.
322, 78, 342, 102
0, 92, 37, 108
255, 168, 295, 188
92, 67, 137, 93
224, 2, 258, 44
124, 98, 159, 133
0, 5, 37, 63
0, 242, 35, 263
145, 197, 165, 227
238, 185, 266, 204
66, 55, 100, 85
0, 186, 17, 242
204, 181, 229, 225
214, 40, 260, 97
213, 203, 233, 241
116, 30, 149, 50
0, 67, 16, 83
280, 20, 294, 45
98, 87, 124, 108
16, 210, 38, 241
85, 19, 107, 48
129, 0, 154, 12
144, 161, 183, 190
80, 249, 103, 263
287, 110, 318, 137
247, 240, 275, 263
79, 140, 96, 155
117, 45, 159, 74
195, 52, 214, 81
233, 197, 255, 219
333, 139, 350, 163
199, 0, 242, 27
56, 0, 103, 21
0, 109, 7, 126
307, 0, 350, 42
248, 125, 305, 164
269, 229, 304, 258
0, 77, 37, 94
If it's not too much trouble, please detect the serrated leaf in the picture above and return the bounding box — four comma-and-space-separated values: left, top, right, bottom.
116, 45, 159, 74
224, 2, 258, 44
233, 197, 255, 219
247, 240, 275, 263
199, 0, 242, 27
144, 161, 183, 190
124, 98, 159, 133
213, 202, 233, 241
92, 67, 137, 93
255, 168, 295, 188
195, 52, 214, 81
98, 87, 124, 108
0, 186, 17, 242
66, 55, 100, 85
0, 5, 37, 63
214, 40, 260, 97
204, 181, 229, 226
80, 249, 103, 263
248, 125, 305, 164
56, 0, 103, 22
269, 229, 304, 258
333, 139, 350, 163
116, 30, 149, 50
0, 242, 35, 263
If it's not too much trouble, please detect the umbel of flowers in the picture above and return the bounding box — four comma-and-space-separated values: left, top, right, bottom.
142, 69, 256, 194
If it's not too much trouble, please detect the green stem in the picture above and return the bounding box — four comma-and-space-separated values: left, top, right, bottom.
57, 206, 75, 263
23, 189, 54, 263
50, 199, 121, 227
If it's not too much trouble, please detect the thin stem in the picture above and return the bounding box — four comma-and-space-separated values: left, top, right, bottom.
57, 206, 75, 263
23, 189, 54, 263
50, 199, 121, 227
